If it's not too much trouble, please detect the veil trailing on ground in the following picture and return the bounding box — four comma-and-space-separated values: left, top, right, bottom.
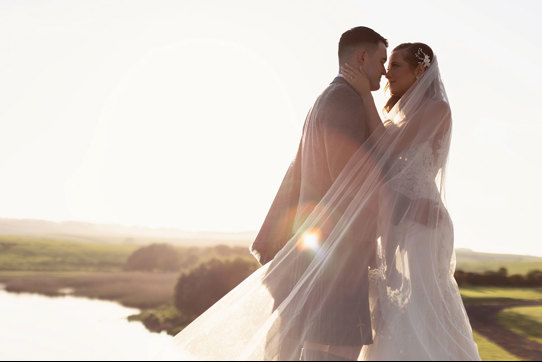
164, 57, 480, 361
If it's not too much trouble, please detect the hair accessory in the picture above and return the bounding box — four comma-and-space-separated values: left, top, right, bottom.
415, 48, 431, 68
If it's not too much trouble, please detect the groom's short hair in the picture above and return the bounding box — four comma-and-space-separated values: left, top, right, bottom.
338, 26, 388, 64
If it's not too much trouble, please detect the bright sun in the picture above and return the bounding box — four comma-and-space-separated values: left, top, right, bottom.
298, 228, 322, 251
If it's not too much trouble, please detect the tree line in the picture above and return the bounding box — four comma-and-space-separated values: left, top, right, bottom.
454, 268, 542, 287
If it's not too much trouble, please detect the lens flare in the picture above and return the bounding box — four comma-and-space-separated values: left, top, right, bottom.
298, 228, 322, 251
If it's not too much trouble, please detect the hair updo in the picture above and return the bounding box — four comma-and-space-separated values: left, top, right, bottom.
393, 42, 434, 70
384, 42, 434, 112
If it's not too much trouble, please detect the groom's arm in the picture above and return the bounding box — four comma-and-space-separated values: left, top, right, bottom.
249, 140, 303, 265
321, 88, 378, 269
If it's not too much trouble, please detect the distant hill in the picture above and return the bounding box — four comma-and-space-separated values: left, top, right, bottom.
455, 249, 542, 275
0, 218, 256, 248
455, 249, 542, 263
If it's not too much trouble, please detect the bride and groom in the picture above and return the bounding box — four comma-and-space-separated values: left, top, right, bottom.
170, 26, 481, 361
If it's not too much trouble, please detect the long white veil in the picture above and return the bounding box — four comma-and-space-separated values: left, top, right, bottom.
164, 57, 480, 361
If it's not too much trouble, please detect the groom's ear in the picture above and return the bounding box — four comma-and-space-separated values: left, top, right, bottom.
356, 48, 368, 66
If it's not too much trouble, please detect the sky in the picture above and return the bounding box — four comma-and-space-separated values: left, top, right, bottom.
0, 0, 541, 256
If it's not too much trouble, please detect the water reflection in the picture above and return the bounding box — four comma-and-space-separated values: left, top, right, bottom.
0, 288, 177, 360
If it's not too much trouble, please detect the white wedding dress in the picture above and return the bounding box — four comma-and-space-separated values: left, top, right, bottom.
360, 139, 481, 361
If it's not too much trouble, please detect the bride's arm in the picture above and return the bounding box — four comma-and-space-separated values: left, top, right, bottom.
359, 92, 387, 138
340, 64, 385, 138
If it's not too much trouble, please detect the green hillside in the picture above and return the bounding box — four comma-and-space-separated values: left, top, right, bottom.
0, 237, 540, 275
0, 236, 253, 272
455, 249, 542, 275
0, 236, 139, 271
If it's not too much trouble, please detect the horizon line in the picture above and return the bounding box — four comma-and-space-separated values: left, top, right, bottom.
1, 216, 541, 258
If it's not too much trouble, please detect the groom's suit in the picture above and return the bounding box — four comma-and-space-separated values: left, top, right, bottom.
251, 76, 376, 356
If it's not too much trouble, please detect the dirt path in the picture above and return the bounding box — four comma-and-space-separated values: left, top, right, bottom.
465, 301, 542, 361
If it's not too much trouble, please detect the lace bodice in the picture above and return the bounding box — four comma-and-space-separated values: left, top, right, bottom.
386, 139, 446, 200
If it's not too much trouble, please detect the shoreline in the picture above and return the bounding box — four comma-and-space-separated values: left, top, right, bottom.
0, 271, 189, 336
2, 275, 541, 361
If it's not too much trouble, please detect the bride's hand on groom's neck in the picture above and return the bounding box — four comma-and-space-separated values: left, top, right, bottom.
341, 62, 385, 136
341, 63, 372, 99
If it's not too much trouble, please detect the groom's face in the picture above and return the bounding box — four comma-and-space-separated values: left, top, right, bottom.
361, 42, 388, 91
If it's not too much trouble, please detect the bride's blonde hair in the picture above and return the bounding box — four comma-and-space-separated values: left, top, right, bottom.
384, 42, 434, 113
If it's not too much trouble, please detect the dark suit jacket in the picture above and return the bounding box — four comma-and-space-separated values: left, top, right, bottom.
250, 76, 376, 348
250, 76, 369, 264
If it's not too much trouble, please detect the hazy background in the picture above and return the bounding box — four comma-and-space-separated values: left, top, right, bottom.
1, 0, 541, 256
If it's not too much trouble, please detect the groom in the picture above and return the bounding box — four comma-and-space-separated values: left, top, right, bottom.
251, 27, 388, 360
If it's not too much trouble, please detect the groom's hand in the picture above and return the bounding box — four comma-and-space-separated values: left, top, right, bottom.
258, 254, 272, 266
250, 244, 273, 266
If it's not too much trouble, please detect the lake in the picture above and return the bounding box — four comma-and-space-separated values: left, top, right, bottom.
0, 283, 180, 360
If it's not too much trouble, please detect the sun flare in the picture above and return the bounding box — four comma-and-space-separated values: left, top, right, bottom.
298, 228, 322, 251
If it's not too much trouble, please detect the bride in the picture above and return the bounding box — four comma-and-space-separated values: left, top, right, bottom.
340, 43, 481, 360
165, 42, 481, 361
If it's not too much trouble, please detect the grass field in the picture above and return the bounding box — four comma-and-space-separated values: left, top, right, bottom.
461, 287, 542, 361
498, 306, 542, 345
0, 270, 178, 309
0, 235, 255, 272
455, 249, 542, 275
0, 236, 139, 271
460, 287, 542, 303
127, 303, 192, 335
472, 330, 524, 361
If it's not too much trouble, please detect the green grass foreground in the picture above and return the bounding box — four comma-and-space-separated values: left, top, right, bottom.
472, 330, 524, 361
498, 306, 542, 345
461, 287, 542, 361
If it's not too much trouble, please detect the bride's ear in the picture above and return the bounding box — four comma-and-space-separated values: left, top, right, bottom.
415, 63, 426, 78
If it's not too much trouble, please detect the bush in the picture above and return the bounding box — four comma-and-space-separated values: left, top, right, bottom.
125, 243, 181, 272
174, 257, 258, 317
527, 270, 542, 285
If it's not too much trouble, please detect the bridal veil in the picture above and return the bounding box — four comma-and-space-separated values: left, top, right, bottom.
163, 57, 480, 361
